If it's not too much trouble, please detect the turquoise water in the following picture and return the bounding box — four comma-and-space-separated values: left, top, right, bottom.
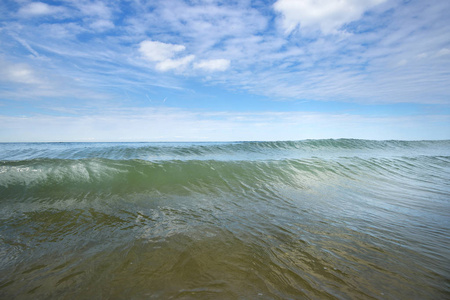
0, 140, 449, 299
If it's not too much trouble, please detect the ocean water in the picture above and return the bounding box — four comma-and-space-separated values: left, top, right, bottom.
0, 140, 449, 299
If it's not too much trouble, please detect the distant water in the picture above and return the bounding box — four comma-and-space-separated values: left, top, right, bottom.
0, 140, 449, 299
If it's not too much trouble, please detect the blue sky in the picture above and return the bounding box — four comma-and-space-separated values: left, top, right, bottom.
0, 0, 449, 142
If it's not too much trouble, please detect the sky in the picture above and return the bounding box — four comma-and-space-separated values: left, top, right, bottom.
0, 0, 449, 142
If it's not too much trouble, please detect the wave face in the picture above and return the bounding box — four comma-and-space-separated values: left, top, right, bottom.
1, 140, 449, 299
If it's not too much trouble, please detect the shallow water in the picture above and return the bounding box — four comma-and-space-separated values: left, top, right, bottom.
0, 140, 449, 299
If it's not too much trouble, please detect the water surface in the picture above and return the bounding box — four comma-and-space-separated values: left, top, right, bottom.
0, 140, 449, 299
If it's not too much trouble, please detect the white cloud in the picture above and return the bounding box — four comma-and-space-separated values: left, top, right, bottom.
0, 62, 42, 84
436, 48, 450, 57
35, 22, 86, 39
274, 0, 387, 34
18, 2, 65, 17
60, 1, 115, 33
139, 40, 196, 72
139, 40, 230, 72
139, 40, 186, 62
90, 19, 114, 32
156, 55, 195, 72
0, 57, 119, 101
194, 59, 230, 71
76, 1, 112, 19
154, 0, 267, 46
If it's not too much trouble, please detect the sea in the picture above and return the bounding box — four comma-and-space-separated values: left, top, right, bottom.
0, 140, 449, 299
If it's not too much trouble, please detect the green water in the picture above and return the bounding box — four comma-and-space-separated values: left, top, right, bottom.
0, 140, 449, 299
